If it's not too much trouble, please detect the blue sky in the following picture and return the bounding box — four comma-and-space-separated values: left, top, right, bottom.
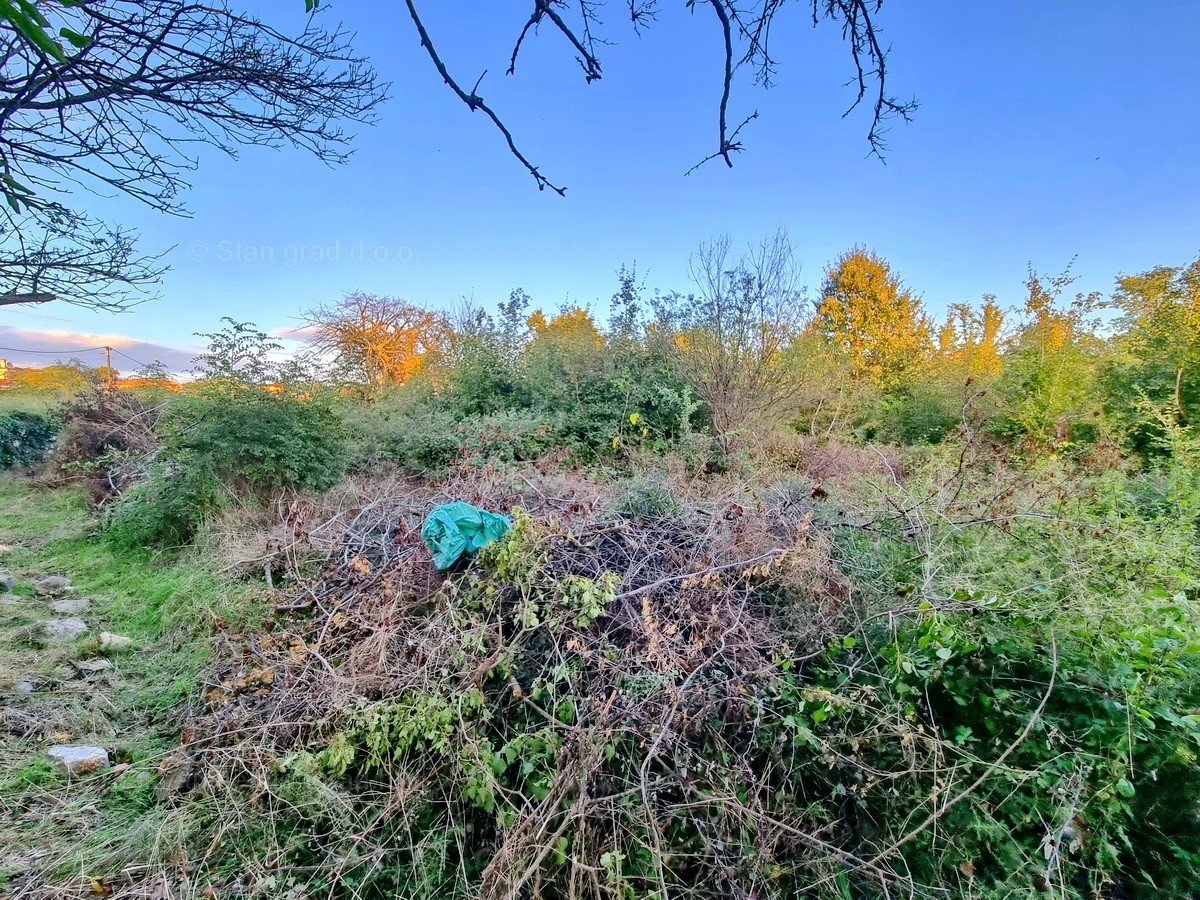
2, 0, 1198, 372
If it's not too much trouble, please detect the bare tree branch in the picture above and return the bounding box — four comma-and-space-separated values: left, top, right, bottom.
403, 1, 912, 190
508, 0, 604, 81
0, 1, 386, 309
403, 0, 567, 196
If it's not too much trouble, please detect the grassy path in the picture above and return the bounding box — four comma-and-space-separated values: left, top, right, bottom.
0, 477, 263, 899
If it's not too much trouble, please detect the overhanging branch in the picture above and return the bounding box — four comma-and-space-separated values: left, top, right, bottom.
404, 0, 567, 196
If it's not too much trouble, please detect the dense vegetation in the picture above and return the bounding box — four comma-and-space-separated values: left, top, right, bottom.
3, 243, 1200, 899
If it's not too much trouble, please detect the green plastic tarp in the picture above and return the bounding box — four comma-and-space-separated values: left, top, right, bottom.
421, 501, 511, 570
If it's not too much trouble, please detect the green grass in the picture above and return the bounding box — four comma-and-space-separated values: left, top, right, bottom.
0, 474, 268, 892
0, 391, 60, 416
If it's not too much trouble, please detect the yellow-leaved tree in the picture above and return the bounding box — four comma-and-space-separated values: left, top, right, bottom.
995, 269, 1104, 445
936, 297, 1005, 381
302, 293, 449, 393
524, 306, 607, 405
814, 248, 931, 387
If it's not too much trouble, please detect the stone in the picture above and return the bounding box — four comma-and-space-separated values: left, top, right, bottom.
42, 617, 88, 641
15, 680, 35, 694
49, 596, 90, 615
73, 658, 112, 675
99, 632, 134, 649
155, 752, 197, 800
34, 576, 72, 596
47, 745, 109, 776
0, 573, 14, 592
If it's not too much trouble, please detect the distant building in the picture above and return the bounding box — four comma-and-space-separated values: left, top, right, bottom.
0, 358, 12, 384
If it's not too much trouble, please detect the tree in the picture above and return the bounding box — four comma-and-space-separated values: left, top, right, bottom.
524, 305, 608, 407
814, 247, 931, 386
7, 358, 98, 396
0, 0, 94, 62
936, 297, 1005, 381
191, 319, 282, 386
996, 268, 1104, 445
401, 1, 914, 193
652, 229, 806, 445
1109, 256, 1200, 420
301, 293, 449, 391
0, 1, 384, 310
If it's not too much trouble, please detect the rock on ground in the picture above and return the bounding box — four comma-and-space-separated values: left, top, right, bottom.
0, 573, 13, 592
42, 617, 88, 641
99, 632, 134, 649
34, 576, 72, 596
155, 752, 197, 800
47, 745, 109, 776
72, 658, 112, 675
49, 596, 90, 615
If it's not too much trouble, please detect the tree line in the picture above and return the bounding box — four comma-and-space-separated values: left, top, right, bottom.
269, 235, 1200, 464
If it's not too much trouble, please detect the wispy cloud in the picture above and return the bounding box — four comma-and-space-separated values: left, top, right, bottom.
270, 323, 322, 342
0, 326, 200, 374
3, 307, 76, 324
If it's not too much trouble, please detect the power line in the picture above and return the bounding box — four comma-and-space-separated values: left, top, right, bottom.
0, 344, 110, 355
0, 344, 165, 371
111, 347, 157, 369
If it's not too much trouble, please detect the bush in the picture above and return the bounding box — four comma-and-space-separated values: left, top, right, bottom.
351, 403, 564, 473
865, 384, 962, 444
609, 476, 680, 520
0, 411, 57, 468
104, 464, 222, 549
166, 387, 348, 500
102, 387, 347, 548
810, 450, 1200, 895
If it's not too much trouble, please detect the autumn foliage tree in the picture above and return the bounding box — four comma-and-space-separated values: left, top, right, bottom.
524, 306, 608, 407
302, 293, 450, 392
995, 269, 1104, 445
7, 359, 99, 396
814, 247, 931, 387
936, 297, 1005, 381
1109, 255, 1200, 421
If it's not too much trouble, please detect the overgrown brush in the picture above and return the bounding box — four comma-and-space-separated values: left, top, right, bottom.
172, 476, 868, 900
19, 432, 1199, 900
101, 384, 349, 547
46, 388, 161, 501
156, 443, 1200, 900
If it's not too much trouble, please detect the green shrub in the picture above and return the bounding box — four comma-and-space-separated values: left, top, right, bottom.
811, 451, 1200, 895
813, 596, 1200, 897
166, 388, 348, 500
0, 411, 57, 468
354, 404, 563, 473
104, 464, 222, 549
377, 404, 472, 471
865, 385, 962, 444
102, 387, 347, 547
609, 476, 680, 520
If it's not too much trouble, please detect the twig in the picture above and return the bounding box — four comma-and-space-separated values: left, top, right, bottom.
404, 0, 567, 195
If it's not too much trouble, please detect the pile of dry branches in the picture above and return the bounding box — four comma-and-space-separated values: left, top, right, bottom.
43, 389, 163, 502
167, 469, 912, 899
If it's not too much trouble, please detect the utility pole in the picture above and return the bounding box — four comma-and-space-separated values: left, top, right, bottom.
104, 346, 112, 391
